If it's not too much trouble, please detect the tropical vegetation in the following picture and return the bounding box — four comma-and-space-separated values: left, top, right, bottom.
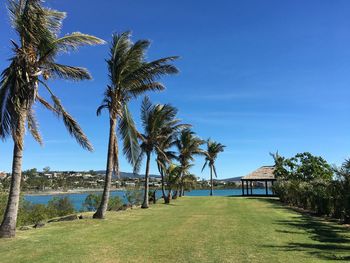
134, 97, 187, 208
272, 152, 350, 223
93, 32, 178, 218
0, 193, 75, 227
0, 6, 348, 263
175, 129, 204, 197
0, 0, 104, 238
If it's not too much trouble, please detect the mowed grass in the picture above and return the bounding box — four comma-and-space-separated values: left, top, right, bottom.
0, 197, 349, 263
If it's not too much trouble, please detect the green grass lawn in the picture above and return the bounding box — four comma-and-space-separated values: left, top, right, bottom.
0, 197, 349, 263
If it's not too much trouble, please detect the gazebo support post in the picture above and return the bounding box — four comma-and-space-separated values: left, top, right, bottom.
241, 181, 244, 196
265, 180, 268, 196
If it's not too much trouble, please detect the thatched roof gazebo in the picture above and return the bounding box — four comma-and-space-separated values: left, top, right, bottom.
241, 166, 276, 196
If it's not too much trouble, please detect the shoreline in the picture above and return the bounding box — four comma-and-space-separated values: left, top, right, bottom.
24, 188, 124, 196
24, 187, 249, 196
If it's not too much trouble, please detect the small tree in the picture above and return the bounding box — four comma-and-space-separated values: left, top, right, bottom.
201, 139, 225, 196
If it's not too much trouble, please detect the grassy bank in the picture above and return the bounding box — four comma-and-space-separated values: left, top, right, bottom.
0, 197, 349, 262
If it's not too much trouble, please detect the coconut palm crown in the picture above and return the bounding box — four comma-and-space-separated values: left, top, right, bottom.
93, 32, 179, 218
0, 0, 104, 238
201, 139, 226, 196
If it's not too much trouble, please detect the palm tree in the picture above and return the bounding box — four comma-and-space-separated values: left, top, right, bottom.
156, 133, 178, 204
175, 129, 204, 197
201, 140, 225, 196
94, 33, 178, 218
0, 0, 104, 238
164, 163, 182, 202
135, 97, 186, 208
182, 172, 198, 193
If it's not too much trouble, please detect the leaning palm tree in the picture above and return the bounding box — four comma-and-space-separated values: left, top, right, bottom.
135, 97, 187, 208
0, 0, 104, 238
175, 129, 204, 197
201, 139, 225, 196
93, 33, 178, 218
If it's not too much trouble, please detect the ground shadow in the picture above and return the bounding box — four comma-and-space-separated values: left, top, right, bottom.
251, 198, 350, 261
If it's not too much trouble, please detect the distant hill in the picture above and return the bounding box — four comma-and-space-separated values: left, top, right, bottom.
220, 176, 242, 182
95, 171, 160, 179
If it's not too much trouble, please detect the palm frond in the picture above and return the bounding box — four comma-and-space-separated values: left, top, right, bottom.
201, 160, 208, 173
212, 165, 218, 178
51, 95, 93, 151
96, 104, 108, 116
26, 109, 43, 145
54, 32, 106, 52
36, 95, 58, 115
46, 63, 91, 80
118, 104, 140, 168
0, 67, 14, 139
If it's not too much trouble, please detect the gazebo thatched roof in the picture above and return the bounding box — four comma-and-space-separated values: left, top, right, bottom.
241, 166, 276, 181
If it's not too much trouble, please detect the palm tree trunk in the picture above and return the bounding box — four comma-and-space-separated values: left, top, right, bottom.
141, 152, 151, 209
160, 171, 169, 204
210, 165, 213, 196
167, 190, 172, 204
0, 113, 26, 238
93, 118, 117, 219
179, 172, 184, 197
172, 190, 178, 199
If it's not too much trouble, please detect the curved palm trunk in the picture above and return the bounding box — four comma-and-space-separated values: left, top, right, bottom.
210, 165, 213, 196
141, 152, 151, 209
93, 118, 117, 219
0, 113, 26, 238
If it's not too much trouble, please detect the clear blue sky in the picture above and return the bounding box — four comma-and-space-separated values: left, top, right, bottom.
1, 0, 350, 179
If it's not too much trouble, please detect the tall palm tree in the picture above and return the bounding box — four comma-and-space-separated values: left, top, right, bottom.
175, 129, 204, 197
0, 0, 104, 238
201, 139, 225, 196
135, 97, 187, 208
94, 33, 178, 218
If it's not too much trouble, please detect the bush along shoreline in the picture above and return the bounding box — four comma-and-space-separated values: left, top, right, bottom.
0, 189, 151, 229
272, 152, 350, 224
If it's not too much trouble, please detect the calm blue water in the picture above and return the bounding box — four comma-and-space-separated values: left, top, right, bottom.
25, 188, 272, 211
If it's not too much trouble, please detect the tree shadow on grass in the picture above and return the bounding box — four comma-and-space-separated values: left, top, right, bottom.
251, 198, 350, 261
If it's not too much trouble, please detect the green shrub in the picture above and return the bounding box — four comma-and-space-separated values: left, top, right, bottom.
125, 189, 143, 206
108, 196, 123, 211
47, 196, 75, 217
83, 194, 124, 211
83, 194, 101, 211
25, 204, 49, 225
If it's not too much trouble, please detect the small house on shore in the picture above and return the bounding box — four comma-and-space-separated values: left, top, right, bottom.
241, 166, 276, 196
